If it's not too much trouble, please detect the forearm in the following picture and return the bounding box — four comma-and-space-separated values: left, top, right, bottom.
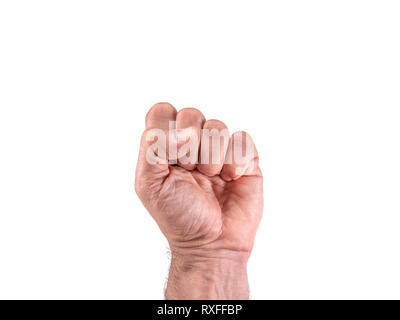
165, 251, 250, 300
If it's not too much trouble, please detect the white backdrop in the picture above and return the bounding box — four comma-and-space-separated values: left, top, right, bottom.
0, 1, 399, 299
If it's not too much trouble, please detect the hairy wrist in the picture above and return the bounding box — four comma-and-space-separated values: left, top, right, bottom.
165, 249, 250, 300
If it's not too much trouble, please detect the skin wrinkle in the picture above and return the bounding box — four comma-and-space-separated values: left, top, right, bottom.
158, 169, 222, 243
135, 103, 263, 299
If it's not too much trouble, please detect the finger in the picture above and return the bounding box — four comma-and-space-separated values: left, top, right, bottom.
136, 102, 176, 195
220, 131, 261, 181
176, 108, 205, 170
145, 102, 178, 162
145, 102, 177, 130
197, 119, 230, 176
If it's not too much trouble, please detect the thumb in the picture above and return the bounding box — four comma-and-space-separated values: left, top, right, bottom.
135, 126, 198, 197
135, 128, 169, 197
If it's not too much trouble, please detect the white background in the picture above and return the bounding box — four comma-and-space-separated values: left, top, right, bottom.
0, 1, 399, 299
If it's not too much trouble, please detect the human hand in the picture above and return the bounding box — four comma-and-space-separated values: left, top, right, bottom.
135, 103, 263, 299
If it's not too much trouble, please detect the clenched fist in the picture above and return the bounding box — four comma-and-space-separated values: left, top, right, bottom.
135, 103, 263, 299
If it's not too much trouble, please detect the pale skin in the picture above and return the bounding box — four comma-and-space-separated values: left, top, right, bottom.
135, 103, 263, 300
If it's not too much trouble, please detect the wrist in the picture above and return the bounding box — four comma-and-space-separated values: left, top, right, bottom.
165, 249, 250, 300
